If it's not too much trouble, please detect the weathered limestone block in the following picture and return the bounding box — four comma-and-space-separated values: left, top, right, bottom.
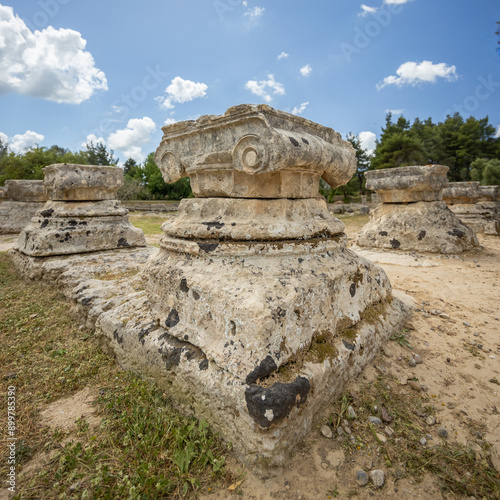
0, 180, 48, 234
365, 165, 449, 203
13, 165, 146, 256
138, 105, 409, 467
4, 179, 47, 202
357, 201, 479, 253
444, 183, 500, 235
154, 104, 357, 198
479, 185, 500, 202
359, 166, 479, 252
43, 163, 123, 201
442, 181, 481, 205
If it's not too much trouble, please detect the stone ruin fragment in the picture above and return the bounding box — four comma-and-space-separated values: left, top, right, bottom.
357, 165, 479, 253
442, 182, 500, 236
118, 104, 409, 467
13, 164, 146, 257
0, 180, 47, 234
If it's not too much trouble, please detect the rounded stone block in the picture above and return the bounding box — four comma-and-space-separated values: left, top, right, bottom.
43, 164, 123, 201
442, 181, 481, 205
4, 180, 47, 202
163, 197, 345, 241
357, 201, 479, 253
365, 165, 449, 203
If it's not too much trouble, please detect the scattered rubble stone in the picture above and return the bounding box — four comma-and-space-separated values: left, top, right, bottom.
321, 425, 333, 439
438, 427, 449, 438
368, 416, 383, 426
369, 469, 385, 488
347, 406, 357, 419
356, 470, 369, 486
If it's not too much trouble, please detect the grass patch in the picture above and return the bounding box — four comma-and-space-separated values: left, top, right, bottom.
327, 370, 500, 498
336, 214, 370, 237
129, 215, 170, 235
0, 252, 228, 498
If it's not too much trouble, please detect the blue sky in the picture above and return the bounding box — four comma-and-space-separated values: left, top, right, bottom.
0, 0, 499, 163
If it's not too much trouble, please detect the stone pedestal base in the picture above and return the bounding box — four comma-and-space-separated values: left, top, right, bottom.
357, 201, 479, 253
136, 235, 410, 466
0, 201, 46, 234
448, 203, 500, 236
15, 200, 146, 256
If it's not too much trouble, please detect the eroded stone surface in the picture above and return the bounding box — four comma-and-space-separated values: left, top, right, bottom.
4, 180, 47, 202
479, 186, 500, 202
0, 201, 46, 234
357, 201, 479, 253
163, 197, 345, 241
155, 104, 356, 198
15, 165, 146, 255
442, 181, 481, 205
365, 165, 449, 203
43, 164, 123, 201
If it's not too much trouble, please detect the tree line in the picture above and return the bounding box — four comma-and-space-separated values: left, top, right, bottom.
1, 111, 499, 202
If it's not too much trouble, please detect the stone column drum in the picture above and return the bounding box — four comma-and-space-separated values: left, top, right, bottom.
116, 105, 411, 467
0, 180, 47, 234
443, 182, 499, 236
14, 164, 146, 256
358, 165, 479, 253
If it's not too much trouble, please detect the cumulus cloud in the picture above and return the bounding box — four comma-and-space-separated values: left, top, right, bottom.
0, 130, 45, 154
358, 131, 377, 155
291, 102, 309, 115
158, 76, 208, 110
377, 61, 458, 90
495, 125, 500, 139
164, 118, 177, 126
300, 64, 312, 77
277, 51, 289, 60
0, 5, 107, 104
106, 117, 157, 163
244, 74, 285, 102
386, 108, 404, 115
244, 6, 265, 23
81, 133, 106, 149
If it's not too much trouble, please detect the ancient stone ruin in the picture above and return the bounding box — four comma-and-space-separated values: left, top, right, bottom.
357, 165, 479, 253
8, 106, 411, 469
13, 164, 146, 257
0, 180, 47, 234
442, 182, 500, 236
122, 104, 408, 467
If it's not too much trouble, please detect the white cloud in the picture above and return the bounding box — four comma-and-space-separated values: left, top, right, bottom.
242, 1, 248, 6
81, 133, 106, 149
495, 125, 500, 139
0, 5, 107, 104
358, 131, 377, 155
158, 76, 207, 110
164, 118, 177, 126
384, 0, 412, 4
277, 51, 289, 60
377, 61, 458, 90
358, 4, 377, 16
291, 102, 309, 115
107, 117, 156, 163
244, 6, 265, 22
386, 108, 404, 115
300, 64, 312, 77
1, 130, 45, 154
244, 74, 285, 102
